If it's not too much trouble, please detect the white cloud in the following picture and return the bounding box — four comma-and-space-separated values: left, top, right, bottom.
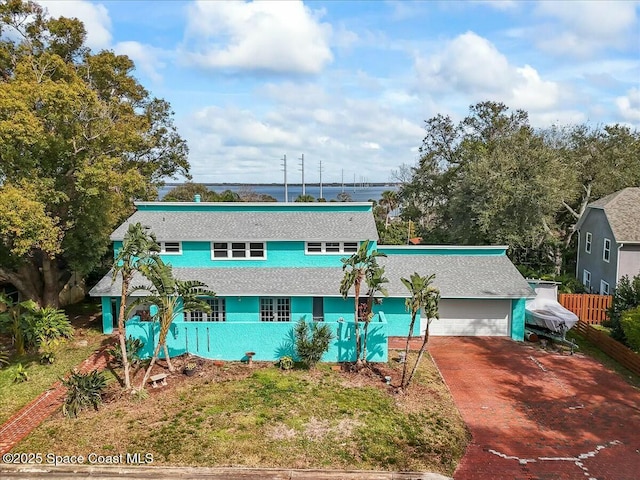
415, 32, 561, 112
179, 83, 424, 183
40, 0, 112, 50
114, 41, 165, 83
616, 88, 640, 123
534, 1, 639, 57
182, 0, 333, 74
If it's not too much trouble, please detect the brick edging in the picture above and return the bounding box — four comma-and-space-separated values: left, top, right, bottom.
0, 341, 114, 455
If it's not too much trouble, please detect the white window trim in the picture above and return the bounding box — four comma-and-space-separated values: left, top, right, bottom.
160, 241, 182, 255
600, 280, 610, 296
185, 298, 226, 322
305, 241, 360, 255
210, 241, 266, 260
583, 269, 591, 289
585, 232, 592, 254
603, 238, 611, 263
260, 297, 291, 322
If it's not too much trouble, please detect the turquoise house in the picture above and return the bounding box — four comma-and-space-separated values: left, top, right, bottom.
89, 201, 534, 362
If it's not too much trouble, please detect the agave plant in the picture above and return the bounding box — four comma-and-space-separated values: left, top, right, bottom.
62, 370, 107, 418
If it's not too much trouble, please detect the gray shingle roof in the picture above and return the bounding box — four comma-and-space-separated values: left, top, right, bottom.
110, 210, 379, 242
585, 187, 640, 242
90, 254, 533, 299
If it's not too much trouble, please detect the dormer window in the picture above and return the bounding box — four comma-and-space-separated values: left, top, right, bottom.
161, 241, 182, 254
305, 241, 359, 254
212, 242, 265, 260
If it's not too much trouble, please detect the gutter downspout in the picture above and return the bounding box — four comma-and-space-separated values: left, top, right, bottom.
616, 242, 623, 287
576, 231, 581, 281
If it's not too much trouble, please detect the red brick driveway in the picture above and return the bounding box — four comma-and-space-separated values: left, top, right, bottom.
428, 337, 640, 480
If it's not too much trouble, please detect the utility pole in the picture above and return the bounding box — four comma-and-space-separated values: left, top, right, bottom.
299, 154, 305, 196
282, 154, 288, 203
319, 160, 324, 200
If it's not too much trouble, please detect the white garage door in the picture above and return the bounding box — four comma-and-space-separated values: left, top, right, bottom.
421, 299, 511, 336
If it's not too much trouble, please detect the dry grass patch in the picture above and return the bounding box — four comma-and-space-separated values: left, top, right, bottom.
14, 350, 469, 475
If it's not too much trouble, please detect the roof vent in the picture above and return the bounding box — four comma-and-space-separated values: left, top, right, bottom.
194, 194, 201, 203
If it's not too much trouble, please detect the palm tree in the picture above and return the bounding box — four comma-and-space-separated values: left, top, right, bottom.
112, 223, 160, 389
339, 240, 387, 365
400, 272, 440, 390
130, 257, 214, 390
361, 264, 388, 362
379, 190, 399, 228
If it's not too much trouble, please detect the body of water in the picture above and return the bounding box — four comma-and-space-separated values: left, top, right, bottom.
158, 184, 398, 203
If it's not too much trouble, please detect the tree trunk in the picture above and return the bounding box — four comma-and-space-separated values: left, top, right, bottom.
401, 311, 417, 389
118, 277, 131, 390
41, 256, 60, 307
140, 339, 163, 390
163, 343, 174, 372
0, 263, 43, 306
406, 324, 430, 388
353, 279, 361, 365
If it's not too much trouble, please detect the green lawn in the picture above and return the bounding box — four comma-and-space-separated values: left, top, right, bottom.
0, 304, 108, 425
14, 354, 469, 475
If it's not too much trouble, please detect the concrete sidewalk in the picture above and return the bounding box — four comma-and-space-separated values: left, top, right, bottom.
0, 464, 452, 480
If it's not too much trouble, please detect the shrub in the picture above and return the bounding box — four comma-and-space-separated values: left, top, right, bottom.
23, 307, 74, 351
606, 274, 640, 343
621, 307, 640, 353
294, 318, 333, 369
108, 337, 145, 367
62, 370, 107, 418
278, 356, 294, 370
13, 363, 28, 383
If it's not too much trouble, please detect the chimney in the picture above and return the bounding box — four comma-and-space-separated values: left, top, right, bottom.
194, 194, 201, 203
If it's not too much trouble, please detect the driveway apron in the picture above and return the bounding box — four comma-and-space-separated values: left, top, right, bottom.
428, 337, 640, 480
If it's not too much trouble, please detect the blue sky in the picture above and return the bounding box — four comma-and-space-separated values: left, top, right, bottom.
39, 0, 640, 183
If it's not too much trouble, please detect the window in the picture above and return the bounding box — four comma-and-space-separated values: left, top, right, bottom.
161, 241, 182, 254
185, 298, 226, 322
211, 242, 265, 260
600, 280, 610, 296
312, 297, 324, 321
585, 232, 592, 253
603, 238, 611, 262
583, 270, 591, 290
305, 241, 360, 254
260, 298, 290, 322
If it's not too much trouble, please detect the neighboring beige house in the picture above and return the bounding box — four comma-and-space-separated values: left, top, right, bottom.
575, 187, 640, 294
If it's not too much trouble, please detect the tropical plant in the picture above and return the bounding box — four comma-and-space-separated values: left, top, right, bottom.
339, 240, 387, 365
108, 336, 145, 369
13, 363, 28, 383
0, 294, 39, 355
112, 222, 160, 389
24, 307, 74, 350
129, 257, 214, 390
400, 272, 440, 390
294, 318, 334, 369
62, 370, 108, 418
379, 190, 399, 228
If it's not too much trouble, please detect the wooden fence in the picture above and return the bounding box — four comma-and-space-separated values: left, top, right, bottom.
573, 321, 640, 377
558, 293, 612, 325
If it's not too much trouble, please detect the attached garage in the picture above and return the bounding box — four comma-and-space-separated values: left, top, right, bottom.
424, 299, 511, 336
378, 246, 534, 341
